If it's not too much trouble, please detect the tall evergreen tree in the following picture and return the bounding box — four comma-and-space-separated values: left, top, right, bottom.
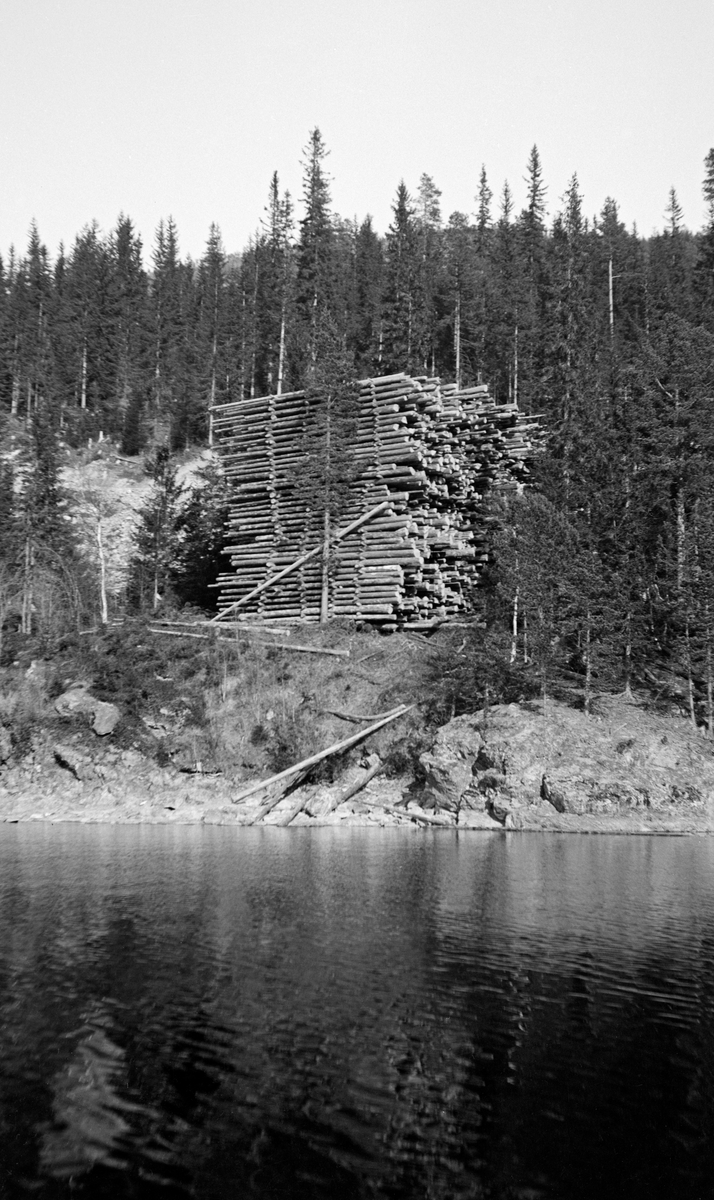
695, 149, 714, 325
352, 216, 384, 376
382, 182, 421, 373
103, 216, 149, 439
295, 128, 334, 369
195, 224, 228, 445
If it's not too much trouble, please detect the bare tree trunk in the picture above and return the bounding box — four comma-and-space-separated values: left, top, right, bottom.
97, 517, 108, 625
208, 338, 217, 449
513, 323, 519, 407
510, 590, 519, 664
277, 308, 286, 396
685, 616, 697, 728
676, 485, 686, 593
21, 535, 32, 635
624, 610, 633, 696
584, 608, 593, 714
707, 615, 714, 737
81, 340, 88, 410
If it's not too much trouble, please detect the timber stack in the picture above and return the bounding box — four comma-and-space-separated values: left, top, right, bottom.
211, 373, 538, 629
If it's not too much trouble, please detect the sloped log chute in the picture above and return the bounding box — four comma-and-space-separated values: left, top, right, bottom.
211, 373, 537, 628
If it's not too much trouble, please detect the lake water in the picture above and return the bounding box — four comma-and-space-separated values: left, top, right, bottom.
2, 826, 714, 1199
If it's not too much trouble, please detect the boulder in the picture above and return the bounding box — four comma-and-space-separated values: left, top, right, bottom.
0, 724, 12, 764
419, 714, 484, 811
55, 686, 120, 737
91, 701, 121, 737
54, 686, 95, 719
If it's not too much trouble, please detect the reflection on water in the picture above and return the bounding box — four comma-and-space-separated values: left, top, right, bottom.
2, 826, 714, 1198
38, 1005, 133, 1177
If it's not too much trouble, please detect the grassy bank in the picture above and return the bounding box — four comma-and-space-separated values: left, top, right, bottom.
0, 616, 443, 791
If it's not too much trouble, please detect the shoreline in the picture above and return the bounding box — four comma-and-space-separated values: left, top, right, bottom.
2, 766, 712, 834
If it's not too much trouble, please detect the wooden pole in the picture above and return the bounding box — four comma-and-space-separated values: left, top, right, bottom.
211, 500, 390, 621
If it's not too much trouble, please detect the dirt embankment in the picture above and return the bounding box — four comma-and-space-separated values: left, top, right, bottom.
0, 620, 439, 828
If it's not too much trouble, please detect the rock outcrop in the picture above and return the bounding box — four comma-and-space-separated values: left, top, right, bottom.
417, 697, 714, 829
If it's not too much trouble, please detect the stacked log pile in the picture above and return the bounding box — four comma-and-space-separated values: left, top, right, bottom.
211, 374, 538, 629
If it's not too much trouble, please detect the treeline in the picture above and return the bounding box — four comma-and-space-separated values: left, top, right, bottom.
3, 129, 714, 720
3, 132, 713, 448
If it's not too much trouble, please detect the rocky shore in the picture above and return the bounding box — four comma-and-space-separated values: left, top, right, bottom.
3, 690, 714, 833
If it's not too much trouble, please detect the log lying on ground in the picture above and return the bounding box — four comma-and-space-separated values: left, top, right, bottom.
382, 805, 455, 827
323, 708, 401, 724
243, 768, 311, 826
147, 625, 349, 657
220, 638, 350, 658
325, 755, 385, 814
232, 705, 414, 805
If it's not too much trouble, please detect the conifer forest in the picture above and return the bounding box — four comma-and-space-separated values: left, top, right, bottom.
3, 130, 714, 724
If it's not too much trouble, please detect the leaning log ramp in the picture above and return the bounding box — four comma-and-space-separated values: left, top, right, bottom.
210, 372, 538, 630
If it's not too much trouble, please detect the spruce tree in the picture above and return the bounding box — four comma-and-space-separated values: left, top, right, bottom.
695, 149, 714, 325
475, 165, 492, 250
129, 446, 183, 612
151, 216, 188, 439
295, 128, 334, 369
352, 216, 384, 376
382, 182, 420, 373
108, 215, 149, 438
195, 224, 228, 445
415, 173, 443, 373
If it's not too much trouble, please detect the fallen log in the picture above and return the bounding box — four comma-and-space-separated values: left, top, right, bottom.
148, 627, 212, 641
244, 768, 311, 825
232, 705, 414, 805
326, 755, 385, 814
221, 638, 349, 658
382, 805, 454, 827
323, 708, 402, 724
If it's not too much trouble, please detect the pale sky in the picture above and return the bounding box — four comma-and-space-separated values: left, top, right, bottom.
1, 0, 712, 263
